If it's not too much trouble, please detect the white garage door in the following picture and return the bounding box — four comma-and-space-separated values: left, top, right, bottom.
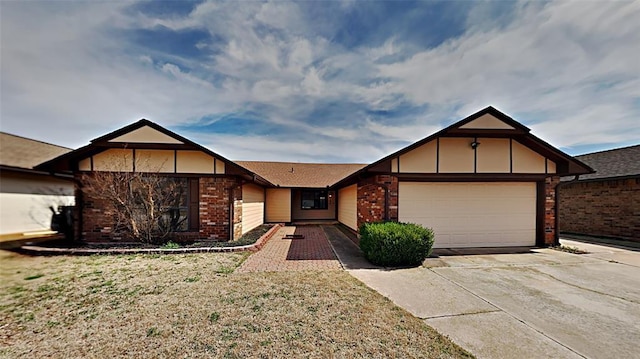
399, 182, 536, 248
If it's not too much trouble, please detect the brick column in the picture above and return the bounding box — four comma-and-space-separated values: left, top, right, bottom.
356, 175, 398, 230
545, 176, 560, 245
76, 173, 118, 242
199, 177, 240, 241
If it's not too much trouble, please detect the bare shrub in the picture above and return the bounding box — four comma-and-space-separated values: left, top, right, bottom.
81, 152, 188, 244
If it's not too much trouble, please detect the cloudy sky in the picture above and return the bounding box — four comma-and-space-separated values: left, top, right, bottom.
1, 1, 639, 163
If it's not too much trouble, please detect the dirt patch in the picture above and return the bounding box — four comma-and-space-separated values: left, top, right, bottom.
0, 250, 471, 358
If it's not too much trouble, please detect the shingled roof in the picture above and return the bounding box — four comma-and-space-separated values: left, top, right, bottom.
0, 132, 71, 170
236, 161, 366, 188
571, 144, 640, 181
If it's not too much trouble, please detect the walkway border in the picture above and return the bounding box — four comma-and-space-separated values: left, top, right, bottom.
15, 224, 283, 256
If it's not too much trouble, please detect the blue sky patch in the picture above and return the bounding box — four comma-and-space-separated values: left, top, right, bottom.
126, 26, 212, 61
127, 0, 204, 18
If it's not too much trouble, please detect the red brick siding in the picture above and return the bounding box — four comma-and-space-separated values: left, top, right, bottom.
199, 177, 242, 241
356, 175, 560, 247
356, 175, 398, 229
78, 173, 116, 242
559, 177, 640, 241
544, 176, 560, 245
76, 174, 241, 242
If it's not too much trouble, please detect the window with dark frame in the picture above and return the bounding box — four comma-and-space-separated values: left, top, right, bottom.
301, 190, 328, 210
162, 177, 189, 232
158, 177, 199, 232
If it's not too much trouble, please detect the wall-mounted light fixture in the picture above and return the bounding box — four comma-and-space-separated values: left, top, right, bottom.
470, 141, 481, 149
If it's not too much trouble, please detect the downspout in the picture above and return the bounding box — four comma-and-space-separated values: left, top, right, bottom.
555, 175, 580, 245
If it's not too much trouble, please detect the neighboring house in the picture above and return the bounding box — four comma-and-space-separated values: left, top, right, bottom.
0, 132, 74, 238
37, 107, 593, 248
559, 145, 640, 241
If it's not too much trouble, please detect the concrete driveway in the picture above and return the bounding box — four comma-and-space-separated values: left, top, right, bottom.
329, 231, 640, 359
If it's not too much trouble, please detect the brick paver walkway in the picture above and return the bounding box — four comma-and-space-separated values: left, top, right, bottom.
237, 226, 342, 272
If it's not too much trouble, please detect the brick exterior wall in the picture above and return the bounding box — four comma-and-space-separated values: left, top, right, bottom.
198, 177, 242, 241
355, 175, 561, 247
544, 176, 560, 246
76, 174, 242, 242
559, 177, 640, 241
356, 175, 398, 229
77, 173, 115, 242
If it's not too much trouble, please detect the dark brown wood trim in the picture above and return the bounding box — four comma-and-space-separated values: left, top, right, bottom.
132, 149, 136, 172
174, 150, 177, 174
35, 118, 273, 185
436, 138, 440, 173
536, 181, 545, 247
0, 165, 72, 178
90, 156, 94, 171
396, 173, 549, 182
397, 156, 400, 173
473, 136, 478, 173
509, 138, 513, 173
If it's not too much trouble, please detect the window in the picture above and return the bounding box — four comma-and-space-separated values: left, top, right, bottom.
159, 177, 189, 232
152, 177, 198, 232
301, 190, 328, 210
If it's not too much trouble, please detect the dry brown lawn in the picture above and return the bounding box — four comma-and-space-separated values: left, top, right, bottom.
0, 250, 471, 358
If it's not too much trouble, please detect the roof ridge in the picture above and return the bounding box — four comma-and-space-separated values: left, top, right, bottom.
235, 160, 368, 165
576, 143, 640, 157
0, 131, 72, 150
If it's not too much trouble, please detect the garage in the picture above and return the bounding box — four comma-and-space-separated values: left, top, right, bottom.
333, 107, 594, 248
398, 182, 537, 248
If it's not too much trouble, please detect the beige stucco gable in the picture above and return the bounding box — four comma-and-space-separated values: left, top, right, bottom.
77, 148, 226, 174
109, 125, 184, 144
390, 137, 556, 174
458, 113, 516, 130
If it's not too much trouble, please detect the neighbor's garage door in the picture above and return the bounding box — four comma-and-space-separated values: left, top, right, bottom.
399, 182, 536, 248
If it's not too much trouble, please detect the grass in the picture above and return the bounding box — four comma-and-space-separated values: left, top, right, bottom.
0, 250, 472, 358
160, 241, 180, 249
552, 245, 589, 254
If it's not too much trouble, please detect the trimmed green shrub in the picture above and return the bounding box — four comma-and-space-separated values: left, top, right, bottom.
359, 222, 435, 266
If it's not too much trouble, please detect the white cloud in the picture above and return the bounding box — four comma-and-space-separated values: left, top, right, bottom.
376, 1, 640, 148
1, 0, 638, 162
